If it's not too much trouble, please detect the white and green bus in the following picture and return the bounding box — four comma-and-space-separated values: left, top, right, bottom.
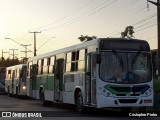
27, 38, 153, 112
5, 64, 27, 97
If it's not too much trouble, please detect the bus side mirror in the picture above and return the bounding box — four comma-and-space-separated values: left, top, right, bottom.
96, 54, 101, 64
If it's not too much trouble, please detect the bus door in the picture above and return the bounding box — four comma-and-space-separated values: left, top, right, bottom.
54, 59, 64, 101
85, 53, 97, 105
30, 64, 37, 98
91, 53, 97, 104
11, 70, 15, 94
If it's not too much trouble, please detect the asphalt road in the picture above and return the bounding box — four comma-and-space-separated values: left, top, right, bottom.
0, 94, 159, 120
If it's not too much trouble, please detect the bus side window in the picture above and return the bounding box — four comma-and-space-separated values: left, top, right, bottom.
49, 56, 55, 74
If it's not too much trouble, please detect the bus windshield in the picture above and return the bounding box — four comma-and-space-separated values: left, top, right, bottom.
99, 51, 152, 84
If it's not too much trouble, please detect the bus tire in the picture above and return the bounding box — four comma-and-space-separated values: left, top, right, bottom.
39, 90, 47, 106
76, 91, 84, 113
7, 86, 11, 97
16, 87, 20, 98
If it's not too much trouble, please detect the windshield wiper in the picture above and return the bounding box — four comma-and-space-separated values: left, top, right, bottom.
112, 50, 123, 68
132, 50, 141, 65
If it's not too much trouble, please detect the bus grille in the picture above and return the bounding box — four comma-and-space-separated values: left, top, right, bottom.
118, 99, 138, 103
116, 94, 140, 96
106, 84, 150, 95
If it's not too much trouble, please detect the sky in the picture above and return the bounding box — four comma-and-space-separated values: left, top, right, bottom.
0, 0, 157, 59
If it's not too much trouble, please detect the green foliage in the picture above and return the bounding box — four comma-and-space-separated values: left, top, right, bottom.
121, 26, 134, 38
78, 35, 97, 42
153, 79, 160, 93
0, 57, 22, 67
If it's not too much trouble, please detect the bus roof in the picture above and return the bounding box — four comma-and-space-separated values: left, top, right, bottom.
28, 38, 150, 61
99, 38, 150, 51
28, 38, 100, 61
6, 64, 27, 70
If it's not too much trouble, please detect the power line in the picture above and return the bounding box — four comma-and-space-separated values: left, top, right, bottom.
31, 0, 95, 31
47, 0, 146, 43
106, 13, 156, 37
135, 23, 156, 32
20, 44, 32, 58
1, 50, 9, 60
5, 38, 32, 52
37, 37, 55, 51
40, 0, 116, 32
9, 49, 18, 61
135, 19, 156, 29
35, 0, 156, 52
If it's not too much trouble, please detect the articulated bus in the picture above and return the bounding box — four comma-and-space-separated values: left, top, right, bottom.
27, 38, 153, 112
5, 64, 27, 97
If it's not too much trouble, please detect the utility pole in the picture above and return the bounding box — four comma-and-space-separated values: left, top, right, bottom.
148, 0, 160, 77
9, 49, 18, 61
20, 44, 31, 58
1, 49, 9, 60
29, 31, 41, 56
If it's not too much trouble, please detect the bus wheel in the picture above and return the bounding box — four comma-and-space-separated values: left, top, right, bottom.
16, 87, 20, 98
76, 91, 84, 113
39, 90, 46, 106
16, 87, 19, 98
7, 87, 11, 97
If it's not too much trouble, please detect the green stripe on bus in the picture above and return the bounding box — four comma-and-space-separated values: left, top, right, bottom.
104, 84, 130, 94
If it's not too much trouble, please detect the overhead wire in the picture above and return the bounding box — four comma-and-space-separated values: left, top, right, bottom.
44, 0, 119, 49
37, 0, 118, 50
31, 0, 95, 31
40, 0, 116, 32
34, 0, 156, 52
46, 0, 149, 49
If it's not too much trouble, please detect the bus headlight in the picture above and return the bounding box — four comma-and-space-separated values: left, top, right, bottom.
99, 87, 114, 97
22, 86, 26, 90
141, 88, 152, 97
105, 91, 114, 97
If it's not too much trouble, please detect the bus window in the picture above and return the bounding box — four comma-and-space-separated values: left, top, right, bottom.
79, 49, 85, 60
17, 69, 20, 79
78, 61, 85, 72
7, 70, 11, 79
28, 62, 32, 76
22, 66, 27, 82
38, 60, 41, 75
66, 63, 71, 72
43, 58, 48, 74
78, 49, 85, 72
66, 52, 71, 72
41, 59, 44, 74
49, 56, 55, 74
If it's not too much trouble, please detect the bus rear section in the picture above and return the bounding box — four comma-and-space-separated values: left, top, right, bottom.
5, 64, 27, 97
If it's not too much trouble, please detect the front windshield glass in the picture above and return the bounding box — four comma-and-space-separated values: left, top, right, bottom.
99, 51, 152, 84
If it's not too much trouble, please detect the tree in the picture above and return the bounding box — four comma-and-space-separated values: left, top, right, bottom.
121, 26, 134, 38
78, 35, 97, 42
0, 57, 22, 67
